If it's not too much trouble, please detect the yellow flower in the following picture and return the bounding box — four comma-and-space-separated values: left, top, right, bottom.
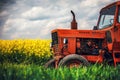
0, 39, 52, 58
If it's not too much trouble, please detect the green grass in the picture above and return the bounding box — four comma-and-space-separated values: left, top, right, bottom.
0, 63, 120, 80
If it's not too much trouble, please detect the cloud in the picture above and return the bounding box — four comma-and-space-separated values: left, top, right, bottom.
21, 7, 49, 20
0, 0, 116, 39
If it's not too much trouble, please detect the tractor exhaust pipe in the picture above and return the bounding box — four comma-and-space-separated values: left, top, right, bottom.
71, 10, 77, 29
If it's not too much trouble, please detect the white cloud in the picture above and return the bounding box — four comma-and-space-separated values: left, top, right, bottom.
0, 0, 116, 39
21, 7, 47, 20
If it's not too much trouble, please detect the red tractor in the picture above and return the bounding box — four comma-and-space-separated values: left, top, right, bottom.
45, 1, 120, 68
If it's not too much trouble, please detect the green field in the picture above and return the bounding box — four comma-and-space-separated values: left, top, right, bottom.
0, 40, 120, 80
0, 63, 120, 80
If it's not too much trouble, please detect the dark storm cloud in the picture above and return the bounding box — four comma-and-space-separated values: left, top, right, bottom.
0, 0, 15, 38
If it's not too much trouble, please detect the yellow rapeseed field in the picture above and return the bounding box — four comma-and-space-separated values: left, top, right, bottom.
0, 39, 52, 58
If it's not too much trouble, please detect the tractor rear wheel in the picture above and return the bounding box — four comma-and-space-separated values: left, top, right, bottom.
44, 59, 55, 68
59, 54, 89, 68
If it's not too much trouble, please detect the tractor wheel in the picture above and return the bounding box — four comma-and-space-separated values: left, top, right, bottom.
59, 54, 89, 68
44, 59, 55, 68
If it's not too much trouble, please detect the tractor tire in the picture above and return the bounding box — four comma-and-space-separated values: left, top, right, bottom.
44, 59, 55, 68
59, 54, 89, 67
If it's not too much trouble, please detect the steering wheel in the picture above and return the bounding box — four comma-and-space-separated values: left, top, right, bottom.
110, 19, 114, 24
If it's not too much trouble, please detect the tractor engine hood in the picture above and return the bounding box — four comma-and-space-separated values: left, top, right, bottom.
52, 29, 105, 39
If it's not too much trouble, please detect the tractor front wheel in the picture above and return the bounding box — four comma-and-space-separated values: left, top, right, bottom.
59, 54, 89, 68
44, 59, 55, 68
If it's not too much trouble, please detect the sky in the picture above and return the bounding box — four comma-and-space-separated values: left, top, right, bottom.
0, 0, 117, 39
